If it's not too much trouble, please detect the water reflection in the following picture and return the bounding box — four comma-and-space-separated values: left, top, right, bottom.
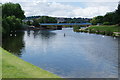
2, 32, 25, 57
27, 30, 56, 39
27, 30, 30, 37
34, 30, 56, 39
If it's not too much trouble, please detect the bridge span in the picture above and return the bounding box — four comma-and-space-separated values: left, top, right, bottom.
39, 23, 92, 30
39, 23, 92, 26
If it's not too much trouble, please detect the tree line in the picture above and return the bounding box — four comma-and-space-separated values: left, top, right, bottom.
90, 2, 120, 25
25, 16, 57, 27
25, 16, 91, 26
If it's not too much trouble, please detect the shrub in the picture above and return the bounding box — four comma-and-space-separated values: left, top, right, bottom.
103, 22, 111, 25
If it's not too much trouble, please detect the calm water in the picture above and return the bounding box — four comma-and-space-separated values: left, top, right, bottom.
3, 28, 118, 78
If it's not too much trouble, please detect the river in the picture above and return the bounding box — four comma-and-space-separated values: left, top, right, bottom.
2, 28, 118, 78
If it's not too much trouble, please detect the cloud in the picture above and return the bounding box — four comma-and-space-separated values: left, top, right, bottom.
20, 2, 117, 18
1, 0, 119, 3
1, 0, 119, 18
72, 5, 116, 17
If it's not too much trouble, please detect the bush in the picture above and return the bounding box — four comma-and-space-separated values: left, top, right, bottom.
2, 16, 22, 33
73, 25, 80, 31
32, 19, 40, 27
103, 22, 111, 25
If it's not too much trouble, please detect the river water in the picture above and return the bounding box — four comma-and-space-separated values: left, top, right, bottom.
2, 28, 118, 78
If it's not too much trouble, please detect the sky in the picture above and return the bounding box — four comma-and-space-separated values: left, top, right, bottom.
1, 0, 120, 18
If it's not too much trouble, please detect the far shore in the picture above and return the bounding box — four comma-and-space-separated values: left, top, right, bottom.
74, 25, 120, 36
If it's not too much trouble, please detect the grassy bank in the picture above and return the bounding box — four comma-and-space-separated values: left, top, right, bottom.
78, 25, 120, 36
1, 48, 60, 78
0, 48, 2, 79
87, 25, 120, 32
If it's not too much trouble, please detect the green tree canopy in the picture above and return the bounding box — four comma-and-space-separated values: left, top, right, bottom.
32, 19, 40, 27
38, 16, 57, 23
90, 16, 104, 25
90, 2, 120, 25
2, 3, 25, 35
2, 16, 21, 34
103, 12, 115, 24
2, 2, 25, 19
114, 2, 120, 25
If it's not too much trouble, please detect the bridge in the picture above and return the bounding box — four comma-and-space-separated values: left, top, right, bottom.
36, 23, 92, 30
39, 23, 92, 26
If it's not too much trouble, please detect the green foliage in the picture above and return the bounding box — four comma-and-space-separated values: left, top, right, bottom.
103, 12, 115, 24
73, 25, 81, 31
63, 18, 91, 23
103, 22, 111, 25
2, 16, 21, 34
26, 20, 32, 26
90, 18, 98, 25
2, 2, 25, 35
30, 16, 57, 26
90, 16, 103, 25
32, 19, 40, 27
90, 2, 120, 25
114, 2, 120, 25
2, 2, 25, 19
2, 18, 10, 34
87, 25, 120, 32
38, 16, 57, 23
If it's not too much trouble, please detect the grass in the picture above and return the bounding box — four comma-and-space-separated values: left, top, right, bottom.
0, 48, 61, 78
77, 25, 120, 36
86, 25, 120, 32
0, 48, 2, 79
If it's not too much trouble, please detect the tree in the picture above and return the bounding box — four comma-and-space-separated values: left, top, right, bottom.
103, 12, 115, 24
2, 3, 25, 35
103, 22, 111, 25
2, 2, 25, 19
102, 2, 120, 25
90, 18, 98, 25
91, 2, 120, 25
2, 18, 10, 34
26, 20, 31, 25
2, 16, 21, 33
32, 19, 40, 27
116, 1, 120, 15
90, 16, 104, 25
114, 2, 120, 25
38, 16, 57, 23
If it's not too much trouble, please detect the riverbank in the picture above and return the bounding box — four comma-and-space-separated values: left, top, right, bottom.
76, 25, 120, 36
0, 48, 1, 79
1, 48, 60, 78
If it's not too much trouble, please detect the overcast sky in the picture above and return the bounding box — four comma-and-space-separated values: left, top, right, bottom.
1, 0, 119, 18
